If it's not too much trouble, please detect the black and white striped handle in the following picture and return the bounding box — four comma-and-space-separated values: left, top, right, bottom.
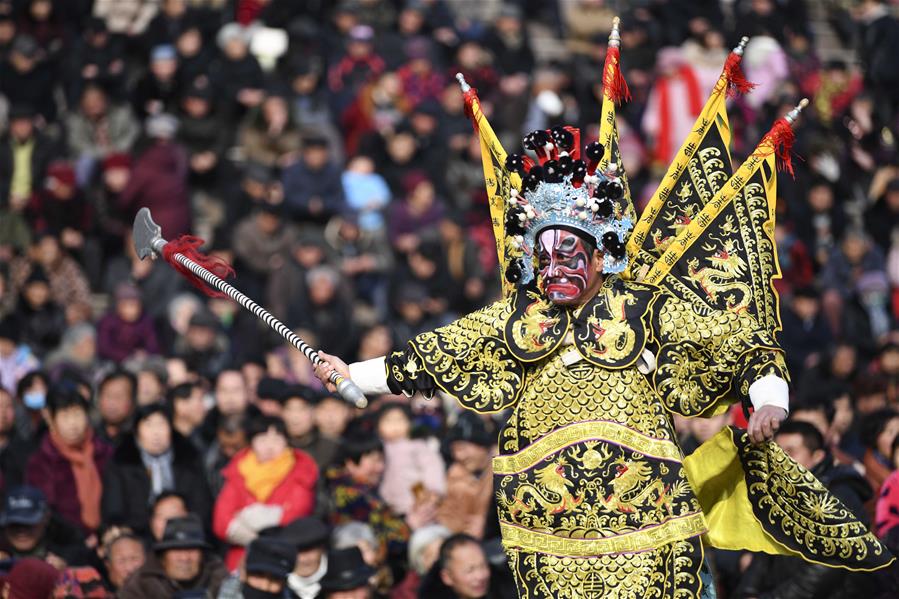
153, 238, 368, 409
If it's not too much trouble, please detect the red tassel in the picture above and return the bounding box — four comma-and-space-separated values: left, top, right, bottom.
162, 235, 235, 298
462, 86, 482, 133
602, 46, 631, 104
722, 51, 756, 98
760, 118, 797, 177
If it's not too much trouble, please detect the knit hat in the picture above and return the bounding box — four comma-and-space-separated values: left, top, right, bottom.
145, 113, 179, 139
245, 537, 296, 578
102, 153, 132, 171
2, 558, 60, 599
46, 161, 76, 188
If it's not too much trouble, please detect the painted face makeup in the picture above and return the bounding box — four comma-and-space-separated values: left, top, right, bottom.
537, 229, 597, 305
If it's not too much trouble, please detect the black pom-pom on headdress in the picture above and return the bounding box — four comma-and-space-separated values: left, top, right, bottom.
594, 180, 609, 197
595, 199, 614, 218
607, 180, 624, 200
527, 130, 551, 149
550, 126, 574, 153
602, 231, 626, 259
505, 260, 523, 284
584, 141, 603, 171
522, 165, 544, 191
543, 160, 562, 183
557, 155, 574, 176
505, 206, 526, 235
571, 159, 587, 186
505, 153, 528, 175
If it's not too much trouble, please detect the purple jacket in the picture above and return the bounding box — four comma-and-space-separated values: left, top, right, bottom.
120, 141, 191, 238
96, 311, 161, 363
25, 433, 114, 533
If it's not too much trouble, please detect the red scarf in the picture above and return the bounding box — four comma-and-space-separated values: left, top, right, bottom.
654, 66, 703, 165
49, 428, 102, 531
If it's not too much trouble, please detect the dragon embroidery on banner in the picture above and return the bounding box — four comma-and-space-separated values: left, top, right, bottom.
686, 218, 751, 312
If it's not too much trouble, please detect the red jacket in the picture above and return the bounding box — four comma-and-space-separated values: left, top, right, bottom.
213, 448, 318, 569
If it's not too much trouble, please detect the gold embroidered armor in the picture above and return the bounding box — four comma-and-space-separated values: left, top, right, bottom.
383, 276, 839, 598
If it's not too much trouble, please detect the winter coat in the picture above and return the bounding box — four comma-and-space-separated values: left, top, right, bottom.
118, 552, 228, 599
213, 448, 318, 570
101, 432, 213, 536
0, 132, 58, 209
281, 160, 345, 220
65, 105, 139, 160
379, 438, 445, 516
25, 433, 114, 533
96, 310, 161, 363
119, 141, 191, 239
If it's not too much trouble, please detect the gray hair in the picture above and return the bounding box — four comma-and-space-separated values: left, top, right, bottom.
306, 265, 339, 288
332, 522, 377, 550
408, 524, 451, 575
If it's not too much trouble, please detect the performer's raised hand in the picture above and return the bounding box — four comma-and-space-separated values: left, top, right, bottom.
314, 351, 351, 393
747, 405, 788, 444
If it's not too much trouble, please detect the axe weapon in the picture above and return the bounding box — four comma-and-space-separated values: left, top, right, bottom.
132, 207, 368, 409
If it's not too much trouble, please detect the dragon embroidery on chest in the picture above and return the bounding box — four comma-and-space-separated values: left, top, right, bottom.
510, 292, 562, 353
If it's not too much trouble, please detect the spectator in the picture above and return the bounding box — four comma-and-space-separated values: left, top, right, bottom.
102, 403, 212, 537
318, 547, 376, 599
167, 381, 207, 450
13, 370, 49, 439
860, 408, 899, 502
315, 393, 353, 442
327, 437, 411, 562
132, 44, 181, 119
437, 413, 494, 538
96, 282, 161, 363
216, 536, 295, 599
282, 135, 344, 222
26, 385, 113, 534
95, 368, 137, 444
332, 521, 391, 595
341, 155, 391, 233
0, 104, 57, 254
204, 413, 247, 498
102, 531, 147, 593
0, 557, 60, 599
200, 368, 256, 445
0, 317, 39, 396
239, 90, 303, 169
119, 514, 228, 598
388, 171, 445, 255
292, 266, 356, 359
210, 22, 264, 118
281, 385, 338, 472
0, 34, 57, 123
419, 533, 514, 599
376, 403, 444, 518
231, 204, 298, 296
213, 415, 318, 570
395, 524, 451, 598
264, 516, 329, 599
779, 287, 833, 376
328, 24, 386, 113
174, 309, 231, 382
66, 84, 139, 183
0, 386, 33, 488
177, 80, 228, 194
0, 485, 91, 567
65, 17, 126, 105
119, 113, 191, 239
10, 234, 92, 325
149, 491, 189, 543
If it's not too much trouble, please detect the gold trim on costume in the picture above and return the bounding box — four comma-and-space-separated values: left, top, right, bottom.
500, 511, 707, 557
493, 420, 683, 475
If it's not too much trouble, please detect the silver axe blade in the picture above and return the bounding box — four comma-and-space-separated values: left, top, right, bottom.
132, 208, 368, 409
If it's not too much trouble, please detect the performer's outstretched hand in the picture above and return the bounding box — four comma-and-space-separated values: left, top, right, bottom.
314, 351, 351, 393
747, 405, 788, 444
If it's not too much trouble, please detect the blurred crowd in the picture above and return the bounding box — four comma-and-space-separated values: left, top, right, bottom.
0, 0, 898, 597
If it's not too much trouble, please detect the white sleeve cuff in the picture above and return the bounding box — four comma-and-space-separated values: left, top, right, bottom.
348, 357, 391, 396
749, 374, 790, 414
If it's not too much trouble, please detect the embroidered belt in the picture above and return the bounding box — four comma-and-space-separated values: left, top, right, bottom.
499, 511, 707, 557
492, 420, 683, 475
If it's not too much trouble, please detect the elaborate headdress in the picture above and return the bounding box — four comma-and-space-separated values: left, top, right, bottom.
461, 16, 805, 325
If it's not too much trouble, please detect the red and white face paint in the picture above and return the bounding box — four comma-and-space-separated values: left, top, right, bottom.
537, 228, 599, 305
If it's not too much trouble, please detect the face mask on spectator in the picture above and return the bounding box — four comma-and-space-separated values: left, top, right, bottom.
23, 391, 46, 410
